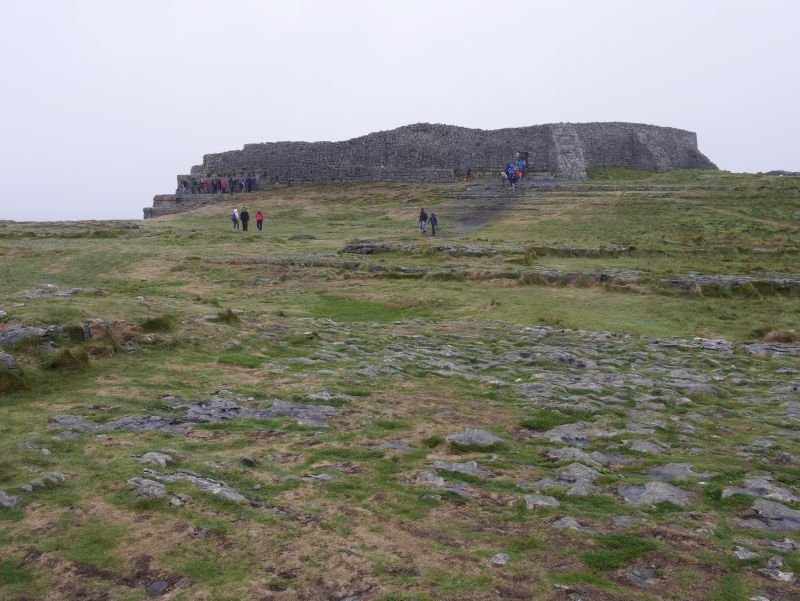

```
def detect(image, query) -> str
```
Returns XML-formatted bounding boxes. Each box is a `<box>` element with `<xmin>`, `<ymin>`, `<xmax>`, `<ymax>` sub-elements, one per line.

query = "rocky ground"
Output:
<box><xmin>0</xmin><ymin>170</ymin><xmax>798</xmax><ymax>600</ymax></box>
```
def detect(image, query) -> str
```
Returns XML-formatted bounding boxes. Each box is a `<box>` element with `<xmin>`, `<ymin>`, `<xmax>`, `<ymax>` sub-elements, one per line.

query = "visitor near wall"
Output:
<box><xmin>517</xmin><ymin>158</ymin><xmax>527</xmax><ymax>178</ymax></box>
<box><xmin>418</xmin><ymin>208</ymin><xmax>428</xmax><ymax>235</ymax></box>
<box><xmin>429</xmin><ymin>212</ymin><xmax>438</xmax><ymax>236</ymax></box>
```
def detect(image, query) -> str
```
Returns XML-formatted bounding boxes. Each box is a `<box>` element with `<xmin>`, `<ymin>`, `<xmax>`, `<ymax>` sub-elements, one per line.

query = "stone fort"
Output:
<box><xmin>145</xmin><ymin>122</ymin><xmax>716</xmax><ymax>218</ymax></box>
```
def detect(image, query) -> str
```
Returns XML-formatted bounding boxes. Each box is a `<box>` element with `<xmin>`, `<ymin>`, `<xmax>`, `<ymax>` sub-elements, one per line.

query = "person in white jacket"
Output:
<box><xmin>231</xmin><ymin>208</ymin><xmax>239</xmax><ymax>230</ymax></box>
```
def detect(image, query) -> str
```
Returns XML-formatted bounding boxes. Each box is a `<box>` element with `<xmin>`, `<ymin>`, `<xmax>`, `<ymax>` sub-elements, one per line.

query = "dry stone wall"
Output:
<box><xmin>145</xmin><ymin>122</ymin><xmax>716</xmax><ymax>218</ymax></box>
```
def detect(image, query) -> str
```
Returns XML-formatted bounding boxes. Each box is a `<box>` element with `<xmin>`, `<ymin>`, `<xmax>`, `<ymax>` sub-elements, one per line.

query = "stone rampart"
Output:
<box><xmin>145</xmin><ymin>122</ymin><xmax>716</xmax><ymax>218</ymax></box>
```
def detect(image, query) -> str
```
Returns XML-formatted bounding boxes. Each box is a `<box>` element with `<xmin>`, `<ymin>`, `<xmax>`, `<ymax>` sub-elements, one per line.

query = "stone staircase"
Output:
<box><xmin>440</xmin><ymin>181</ymin><xmax>539</xmax><ymax>233</ymax></box>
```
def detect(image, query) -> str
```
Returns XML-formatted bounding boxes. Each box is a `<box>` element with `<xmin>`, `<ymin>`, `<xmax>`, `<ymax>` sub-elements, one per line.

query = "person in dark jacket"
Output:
<box><xmin>240</xmin><ymin>207</ymin><xmax>250</xmax><ymax>231</ymax></box>
<box><xmin>418</xmin><ymin>208</ymin><xmax>428</xmax><ymax>235</ymax></box>
<box><xmin>429</xmin><ymin>212</ymin><xmax>438</xmax><ymax>236</ymax></box>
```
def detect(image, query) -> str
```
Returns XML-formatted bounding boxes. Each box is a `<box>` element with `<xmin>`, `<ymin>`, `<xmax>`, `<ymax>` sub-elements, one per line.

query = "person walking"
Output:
<box><xmin>240</xmin><ymin>207</ymin><xmax>250</xmax><ymax>231</ymax></box>
<box><xmin>231</xmin><ymin>208</ymin><xmax>239</xmax><ymax>230</ymax></box>
<box><xmin>429</xmin><ymin>212</ymin><xmax>438</xmax><ymax>236</ymax></box>
<box><xmin>255</xmin><ymin>210</ymin><xmax>264</xmax><ymax>231</ymax></box>
<box><xmin>418</xmin><ymin>208</ymin><xmax>428</xmax><ymax>235</ymax></box>
<box><xmin>506</xmin><ymin>163</ymin><xmax>517</xmax><ymax>191</ymax></box>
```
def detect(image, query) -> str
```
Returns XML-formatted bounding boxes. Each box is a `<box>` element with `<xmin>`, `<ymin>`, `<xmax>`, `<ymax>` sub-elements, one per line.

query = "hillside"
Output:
<box><xmin>1</xmin><ymin>170</ymin><xmax>799</xmax><ymax>601</ymax></box>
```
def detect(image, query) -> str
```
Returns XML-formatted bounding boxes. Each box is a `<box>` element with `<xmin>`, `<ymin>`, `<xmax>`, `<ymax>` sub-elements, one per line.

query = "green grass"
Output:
<box><xmin>140</xmin><ymin>314</ymin><xmax>173</xmax><ymax>332</ymax></box>
<box><xmin>520</xmin><ymin>408</ymin><xmax>596</xmax><ymax>431</ymax></box>
<box><xmin>39</xmin><ymin>517</ymin><xmax>128</xmax><ymax>570</ymax></box>
<box><xmin>1</xmin><ymin>175</ymin><xmax>798</xmax><ymax>599</ymax></box>
<box><xmin>581</xmin><ymin>534</ymin><xmax>659</xmax><ymax>571</ymax></box>
<box><xmin>217</xmin><ymin>351</ymin><xmax>263</xmax><ymax>368</ymax></box>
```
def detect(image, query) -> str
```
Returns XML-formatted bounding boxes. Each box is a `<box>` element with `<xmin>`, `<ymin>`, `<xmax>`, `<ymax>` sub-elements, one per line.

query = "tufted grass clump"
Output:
<box><xmin>581</xmin><ymin>534</ymin><xmax>659</xmax><ymax>571</ymax></box>
<box><xmin>0</xmin><ymin>369</ymin><xmax>27</xmax><ymax>394</ymax></box>
<box><xmin>211</xmin><ymin>308</ymin><xmax>241</xmax><ymax>325</ymax></box>
<box><xmin>139</xmin><ymin>314</ymin><xmax>173</xmax><ymax>332</ymax></box>
<box><xmin>42</xmin><ymin>348</ymin><xmax>89</xmax><ymax>371</ymax></box>
<box><xmin>520</xmin><ymin>408</ymin><xmax>595</xmax><ymax>432</ymax></box>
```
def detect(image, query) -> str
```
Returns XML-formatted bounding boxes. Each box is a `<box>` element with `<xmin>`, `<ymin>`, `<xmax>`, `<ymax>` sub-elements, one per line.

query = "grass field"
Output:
<box><xmin>0</xmin><ymin>170</ymin><xmax>798</xmax><ymax>600</ymax></box>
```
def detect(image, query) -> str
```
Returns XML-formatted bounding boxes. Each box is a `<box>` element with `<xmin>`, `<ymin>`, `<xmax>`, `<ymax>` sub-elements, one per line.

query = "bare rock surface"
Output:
<box><xmin>523</xmin><ymin>494</ymin><xmax>560</xmax><ymax>509</ymax></box>
<box><xmin>143</xmin><ymin>469</ymin><xmax>251</xmax><ymax>504</ymax></box>
<box><xmin>618</xmin><ymin>481</ymin><xmax>693</xmax><ymax>506</ymax></box>
<box><xmin>738</xmin><ymin>499</ymin><xmax>800</xmax><ymax>532</ymax></box>
<box><xmin>648</xmin><ymin>463</ymin><xmax>714</xmax><ymax>481</ymax></box>
<box><xmin>446</xmin><ymin>429</ymin><xmax>503</xmax><ymax>448</ymax></box>
<box><xmin>723</xmin><ymin>476</ymin><xmax>799</xmax><ymax>504</ymax></box>
<box><xmin>433</xmin><ymin>460</ymin><xmax>493</xmax><ymax>478</ymax></box>
<box><xmin>138</xmin><ymin>452</ymin><xmax>174</xmax><ymax>469</ymax></box>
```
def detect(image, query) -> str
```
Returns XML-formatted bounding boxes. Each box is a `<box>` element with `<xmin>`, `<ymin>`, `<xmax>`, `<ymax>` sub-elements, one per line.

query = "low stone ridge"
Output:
<box><xmin>145</xmin><ymin>121</ymin><xmax>716</xmax><ymax>217</ymax></box>
<box><xmin>0</xmin><ymin>490</ymin><xmax>21</xmax><ymax>509</ymax></box>
<box><xmin>664</xmin><ymin>272</ymin><xmax>800</xmax><ymax>293</ymax></box>
<box><xmin>17</xmin><ymin>284</ymin><xmax>105</xmax><ymax>299</ymax></box>
<box><xmin>738</xmin><ymin>499</ymin><xmax>800</xmax><ymax>532</ymax></box>
<box><xmin>47</xmin><ymin>395</ymin><xmax>339</xmax><ymax>438</ymax></box>
<box><xmin>142</xmin><ymin>468</ymin><xmax>251</xmax><ymax>504</ymax></box>
<box><xmin>1</xmin><ymin>324</ymin><xmax>65</xmax><ymax>348</ymax></box>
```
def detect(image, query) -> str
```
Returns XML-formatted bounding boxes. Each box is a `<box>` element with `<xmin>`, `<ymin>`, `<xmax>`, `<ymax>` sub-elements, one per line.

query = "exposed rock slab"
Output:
<box><xmin>143</xmin><ymin>469</ymin><xmax>251</xmax><ymax>504</ymax></box>
<box><xmin>446</xmin><ymin>429</ymin><xmax>504</xmax><ymax>448</ymax></box>
<box><xmin>723</xmin><ymin>477</ymin><xmax>799</xmax><ymax>504</ymax></box>
<box><xmin>523</xmin><ymin>494</ymin><xmax>560</xmax><ymax>509</ymax></box>
<box><xmin>618</xmin><ymin>481</ymin><xmax>693</xmax><ymax>506</ymax></box>
<box><xmin>738</xmin><ymin>499</ymin><xmax>800</xmax><ymax>532</ymax></box>
<box><xmin>433</xmin><ymin>460</ymin><xmax>493</xmax><ymax>478</ymax></box>
<box><xmin>542</xmin><ymin>422</ymin><xmax>617</xmax><ymax>448</ymax></box>
<box><xmin>649</xmin><ymin>463</ymin><xmax>714</xmax><ymax>481</ymax></box>
<box><xmin>138</xmin><ymin>452</ymin><xmax>174</xmax><ymax>469</ymax></box>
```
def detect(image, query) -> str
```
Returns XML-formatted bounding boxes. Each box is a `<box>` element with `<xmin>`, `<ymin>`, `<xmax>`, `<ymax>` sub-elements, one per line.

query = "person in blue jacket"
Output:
<box><xmin>429</xmin><ymin>212</ymin><xmax>438</xmax><ymax>236</ymax></box>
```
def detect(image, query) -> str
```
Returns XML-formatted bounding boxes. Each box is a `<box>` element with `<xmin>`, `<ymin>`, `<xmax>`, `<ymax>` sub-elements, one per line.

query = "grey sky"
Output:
<box><xmin>0</xmin><ymin>0</ymin><xmax>797</xmax><ymax>221</ymax></box>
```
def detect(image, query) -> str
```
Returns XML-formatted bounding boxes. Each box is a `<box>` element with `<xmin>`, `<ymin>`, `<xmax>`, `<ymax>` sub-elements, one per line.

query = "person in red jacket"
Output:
<box><xmin>256</xmin><ymin>210</ymin><xmax>264</xmax><ymax>231</ymax></box>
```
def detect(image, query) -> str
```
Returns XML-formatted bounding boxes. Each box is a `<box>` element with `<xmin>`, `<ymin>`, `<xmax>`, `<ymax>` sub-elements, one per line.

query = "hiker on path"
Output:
<box><xmin>231</xmin><ymin>208</ymin><xmax>239</xmax><ymax>230</ymax></box>
<box><xmin>517</xmin><ymin>158</ymin><xmax>527</xmax><ymax>179</ymax></box>
<box><xmin>429</xmin><ymin>212</ymin><xmax>438</xmax><ymax>237</ymax></box>
<box><xmin>240</xmin><ymin>207</ymin><xmax>250</xmax><ymax>231</ymax></box>
<box><xmin>464</xmin><ymin>166</ymin><xmax>472</xmax><ymax>181</ymax></box>
<box><xmin>506</xmin><ymin>164</ymin><xmax>517</xmax><ymax>191</ymax></box>
<box><xmin>256</xmin><ymin>210</ymin><xmax>264</xmax><ymax>231</ymax></box>
<box><xmin>418</xmin><ymin>208</ymin><xmax>428</xmax><ymax>235</ymax></box>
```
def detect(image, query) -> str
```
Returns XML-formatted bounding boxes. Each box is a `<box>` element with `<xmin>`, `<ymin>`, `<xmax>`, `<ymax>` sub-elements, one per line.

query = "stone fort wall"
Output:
<box><xmin>145</xmin><ymin>122</ymin><xmax>716</xmax><ymax>217</ymax></box>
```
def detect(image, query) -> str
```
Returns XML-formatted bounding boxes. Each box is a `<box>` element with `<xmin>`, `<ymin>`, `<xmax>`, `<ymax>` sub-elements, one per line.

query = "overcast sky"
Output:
<box><xmin>0</xmin><ymin>0</ymin><xmax>797</xmax><ymax>221</ymax></box>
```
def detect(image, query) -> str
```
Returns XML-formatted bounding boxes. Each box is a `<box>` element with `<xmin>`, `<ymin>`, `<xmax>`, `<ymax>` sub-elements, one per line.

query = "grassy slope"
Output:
<box><xmin>0</xmin><ymin>170</ymin><xmax>798</xmax><ymax>600</ymax></box>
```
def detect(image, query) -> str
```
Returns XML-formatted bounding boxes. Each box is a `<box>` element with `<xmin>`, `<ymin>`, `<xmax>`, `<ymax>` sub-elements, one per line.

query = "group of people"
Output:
<box><xmin>230</xmin><ymin>207</ymin><xmax>264</xmax><ymax>231</ymax></box>
<box><xmin>181</xmin><ymin>175</ymin><xmax>282</xmax><ymax>195</ymax></box>
<box><xmin>418</xmin><ymin>208</ymin><xmax>438</xmax><ymax>236</ymax></box>
<box><xmin>502</xmin><ymin>158</ymin><xmax>528</xmax><ymax>190</ymax></box>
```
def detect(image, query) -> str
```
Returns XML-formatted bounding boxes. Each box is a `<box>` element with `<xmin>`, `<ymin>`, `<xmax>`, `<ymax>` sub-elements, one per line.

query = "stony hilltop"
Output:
<box><xmin>146</xmin><ymin>122</ymin><xmax>716</xmax><ymax>218</ymax></box>
<box><xmin>2</xmin><ymin>168</ymin><xmax>799</xmax><ymax>601</ymax></box>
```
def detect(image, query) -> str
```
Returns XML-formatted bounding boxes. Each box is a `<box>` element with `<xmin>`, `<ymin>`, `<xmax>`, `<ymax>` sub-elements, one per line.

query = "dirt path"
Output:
<box><xmin>445</xmin><ymin>181</ymin><xmax>539</xmax><ymax>233</ymax></box>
